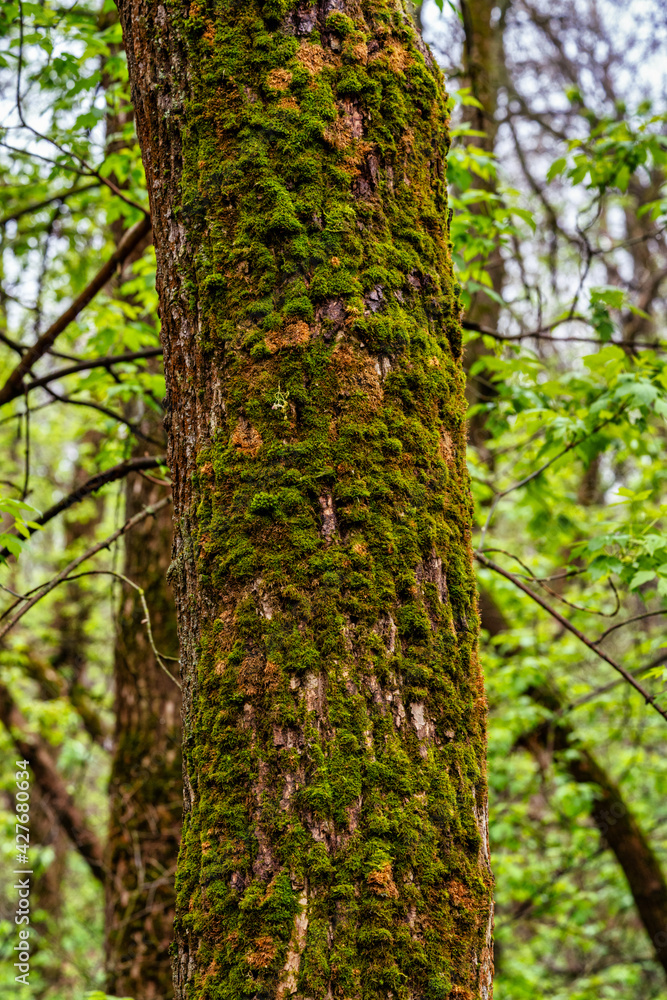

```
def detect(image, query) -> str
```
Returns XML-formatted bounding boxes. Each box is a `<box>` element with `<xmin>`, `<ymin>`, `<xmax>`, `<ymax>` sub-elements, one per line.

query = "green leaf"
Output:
<box><xmin>629</xmin><ymin>570</ymin><xmax>656</xmax><ymax>590</ymax></box>
<box><xmin>546</xmin><ymin>157</ymin><xmax>567</xmax><ymax>182</ymax></box>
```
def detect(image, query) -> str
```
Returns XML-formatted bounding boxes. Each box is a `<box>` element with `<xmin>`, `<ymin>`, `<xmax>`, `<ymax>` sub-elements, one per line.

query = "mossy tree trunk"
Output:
<box><xmin>117</xmin><ymin>1</ymin><xmax>492</xmax><ymax>997</ymax></box>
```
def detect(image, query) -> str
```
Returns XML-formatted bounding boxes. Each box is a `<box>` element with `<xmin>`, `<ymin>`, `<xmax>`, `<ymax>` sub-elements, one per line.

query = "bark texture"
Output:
<box><xmin>117</xmin><ymin>1</ymin><xmax>492</xmax><ymax>997</ymax></box>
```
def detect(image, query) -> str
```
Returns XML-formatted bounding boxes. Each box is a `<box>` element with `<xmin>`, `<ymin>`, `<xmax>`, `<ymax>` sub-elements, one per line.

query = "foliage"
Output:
<box><xmin>0</xmin><ymin>0</ymin><xmax>665</xmax><ymax>998</ymax></box>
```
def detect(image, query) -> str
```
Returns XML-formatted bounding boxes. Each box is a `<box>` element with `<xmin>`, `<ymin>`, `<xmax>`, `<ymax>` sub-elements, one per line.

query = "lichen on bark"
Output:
<box><xmin>117</xmin><ymin>0</ymin><xmax>494</xmax><ymax>996</ymax></box>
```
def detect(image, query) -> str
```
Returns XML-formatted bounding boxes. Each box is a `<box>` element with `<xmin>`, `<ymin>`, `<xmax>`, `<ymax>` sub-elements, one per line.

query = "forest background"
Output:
<box><xmin>1</xmin><ymin>0</ymin><xmax>667</xmax><ymax>998</ymax></box>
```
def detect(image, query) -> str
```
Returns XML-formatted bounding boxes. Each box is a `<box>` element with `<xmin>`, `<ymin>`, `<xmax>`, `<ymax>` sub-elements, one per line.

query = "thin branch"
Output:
<box><xmin>64</xmin><ymin>570</ymin><xmax>181</xmax><ymax>689</ymax></box>
<box><xmin>0</xmin><ymin>455</ymin><xmax>166</xmax><ymax>560</ymax></box>
<box><xmin>480</xmin><ymin>547</ymin><xmax>619</xmax><ymax>617</ymax></box>
<box><xmin>0</xmin><ymin>331</ymin><xmax>26</xmax><ymax>356</ymax></box>
<box><xmin>497</xmin><ymin>407</ymin><xmax>625</xmax><ymax>500</ymax></box>
<box><xmin>566</xmin><ymin>653</ymin><xmax>667</xmax><ymax>713</ymax></box>
<box><xmin>20</xmin><ymin>384</ymin><xmax>30</xmax><ymax>500</ymax></box>
<box><xmin>598</xmin><ymin>610</ymin><xmax>667</xmax><ymax>643</ymax></box>
<box><xmin>43</xmin><ymin>386</ymin><xmax>163</xmax><ymax>446</ymax></box>
<box><xmin>0</xmin><ymin>497</ymin><xmax>171</xmax><ymax>642</ymax></box>
<box><xmin>23</xmin><ymin>346</ymin><xmax>163</xmax><ymax>394</ymax></box>
<box><xmin>0</xmin><ymin>213</ymin><xmax>152</xmax><ymax>407</ymax></box>
<box><xmin>15</xmin><ymin>6</ymin><xmax>147</xmax><ymax>219</ymax></box>
<box><xmin>462</xmin><ymin>318</ymin><xmax>667</xmax><ymax>351</ymax></box>
<box><xmin>475</xmin><ymin>551</ymin><xmax>667</xmax><ymax>724</ymax></box>
<box><xmin>0</xmin><ymin>140</ymin><xmax>100</xmax><ymax>180</ymax></box>
<box><xmin>477</xmin><ymin>406</ymin><xmax>626</xmax><ymax>550</ymax></box>
<box><xmin>0</xmin><ymin>181</ymin><xmax>101</xmax><ymax>226</ymax></box>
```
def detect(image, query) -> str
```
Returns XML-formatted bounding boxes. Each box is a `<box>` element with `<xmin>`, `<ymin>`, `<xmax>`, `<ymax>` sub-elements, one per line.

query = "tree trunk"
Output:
<box><xmin>118</xmin><ymin>2</ymin><xmax>492</xmax><ymax>997</ymax></box>
<box><xmin>102</xmin><ymin>50</ymin><xmax>183</xmax><ymax>993</ymax></box>
<box><xmin>105</xmin><ymin>449</ymin><xmax>182</xmax><ymax>999</ymax></box>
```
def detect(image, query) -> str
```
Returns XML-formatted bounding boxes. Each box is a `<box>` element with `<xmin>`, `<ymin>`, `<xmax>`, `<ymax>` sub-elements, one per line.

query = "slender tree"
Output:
<box><xmin>116</xmin><ymin>2</ymin><xmax>492</xmax><ymax>997</ymax></box>
<box><xmin>105</xmin><ymin>449</ymin><xmax>182</xmax><ymax>1000</ymax></box>
<box><xmin>102</xmin><ymin>45</ymin><xmax>183</xmax><ymax>994</ymax></box>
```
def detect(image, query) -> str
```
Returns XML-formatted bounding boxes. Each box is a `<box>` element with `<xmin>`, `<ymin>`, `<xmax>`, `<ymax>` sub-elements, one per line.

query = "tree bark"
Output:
<box><xmin>457</xmin><ymin>0</ymin><xmax>509</xmax><ymax>461</ymax></box>
<box><xmin>118</xmin><ymin>2</ymin><xmax>492</xmax><ymax>997</ymax></box>
<box><xmin>521</xmin><ymin>709</ymin><xmax>667</xmax><ymax>976</ymax></box>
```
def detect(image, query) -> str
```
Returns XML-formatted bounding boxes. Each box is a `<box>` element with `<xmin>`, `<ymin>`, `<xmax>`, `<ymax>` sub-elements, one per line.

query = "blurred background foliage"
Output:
<box><xmin>0</xmin><ymin>0</ymin><xmax>667</xmax><ymax>998</ymax></box>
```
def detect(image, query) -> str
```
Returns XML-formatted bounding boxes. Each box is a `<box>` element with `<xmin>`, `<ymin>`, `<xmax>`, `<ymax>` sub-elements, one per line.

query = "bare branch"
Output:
<box><xmin>23</xmin><ymin>347</ymin><xmax>163</xmax><ymax>394</ymax></box>
<box><xmin>0</xmin><ymin>497</ymin><xmax>171</xmax><ymax>642</ymax></box>
<box><xmin>0</xmin><ymin>182</ymin><xmax>101</xmax><ymax>226</ymax></box>
<box><xmin>475</xmin><ymin>551</ymin><xmax>667</xmax><ymax>724</ymax></box>
<box><xmin>43</xmin><ymin>386</ymin><xmax>163</xmax><ymax>446</ymax></box>
<box><xmin>0</xmin><ymin>213</ymin><xmax>152</xmax><ymax>407</ymax></box>
<box><xmin>0</xmin><ymin>455</ymin><xmax>166</xmax><ymax>561</ymax></box>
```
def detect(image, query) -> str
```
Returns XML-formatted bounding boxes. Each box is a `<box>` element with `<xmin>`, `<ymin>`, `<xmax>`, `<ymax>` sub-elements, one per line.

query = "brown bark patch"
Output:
<box><xmin>297</xmin><ymin>41</ymin><xmax>338</xmax><ymax>74</ymax></box>
<box><xmin>449</xmin><ymin>879</ymin><xmax>476</xmax><ymax>910</ymax></box>
<box><xmin>279</xmin><ymin>95</ymin><xmax>300</xmax><ymax>111</ymax></box>
<box><xmin>367</xmin><ymin>862</ymin><xmax>399</xmax><ymax>898</ymax></box>
<box><xmin>385</xmin><ymin>42</ymin><xmax>413</xmax><ymax>72</ymax></box>
<box><xmin>266</xmin><ymin>320</ymin><xmax>311</xmax><ymax>352</ymax></box>
<box><xmin>264</xmin><ymin>659</ymin><xmax>283</xmax><ymax>692</ymax></box>
<box><xmin>324</xmin><ymin>99</ymin><xmax>364</xmax><ymax>151</ymax></box>
<box><xmin>231</xmin><ymin>417</ymin><xmax>263</xmax><ymax>456</ymax></box>
<box><xmin>439</xmin><ymin>428</ymin><xmax>455</xmax><ymax>466</ymax></box>
<box><xmin>246</xmin><ymin>935</ymin><xmax>277</xmax><ymax>968</ymax></box>
<box><xmin>331</xmin><ymin>344</ymin><xmax>384</xmax><ymax>407</ymax></box>
<box><xmin>267</xmin><ymin>68</ymin><xmax>293</xmax><ymax>90</ymax></box>
<box><xmin>238</xmin><ymin>655</ymin><xmax>263</xmax><ymax>696</ymax></box>
<box><xmin>324</xmin><ymin>119</ymin><xmax>354</xmax><ymax>151</ymax></box>
<box><xmin>351</xmin><ymin>40</ymin><xmax>368</xmax><ymax>63</ymax></box>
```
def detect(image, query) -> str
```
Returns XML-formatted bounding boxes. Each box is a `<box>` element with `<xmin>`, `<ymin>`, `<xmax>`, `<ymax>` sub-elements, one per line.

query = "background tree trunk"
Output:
<box><xmin>104</xmin><ymin>449</ymin><xmax>182</xmax><ymax>999</ymax></box>
<box><xmin>102</xmin><ymin>47</ymin><xmax>183</xmax><ymax>995</ymax></box>
<box><xmin>118</xmin><ymin>1</ymin><xmax>493</xmax><ymax>997</ymax></box>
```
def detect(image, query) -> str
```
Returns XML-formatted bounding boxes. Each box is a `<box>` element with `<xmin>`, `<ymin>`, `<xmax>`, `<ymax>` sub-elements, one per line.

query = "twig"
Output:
<box><xmin>567</xmin><ymin>650</ymin><xmax>667</xmax><ymax>712</ymax></box>
<box><xmin>598</xmin><ymin>610</ymin><xmax>667</xmax><ymax>643</ymax></box>
<box><xmin>462</xmin><ymin>319</ymin><xmax>667</xmax><ymax>351</ymax></box>
<box><xmin>0</xmin><ymin>331</ymin><xmax>26</xmax><ymax>356</ymax></box>
<box><xmin>480</xmin><ymin>546</ymin><xmax>618</xmax><ymax>616</ymax></box>
<box><xmin>15</xmin><ymin>3</ymin><xmax>147</xmax><ymax>218</ymax></box>
<box><xmin>475</xmin><ymin>551</ymin><xmax>667</xmax><ymax>724</ymax></box>
<box><xmin>43</xmin><ymin>386</ymin><xmax>163</xmax><ymax>446</ymax></box>
<box><xmin>64</xmin><ymin>570</ymin><xmax>181</xmax><ymax>689</ymax></box>
<box><xmin>0</xmin><ymin>497</ymin><xmax>171</xmax><ymax>642</ymax></box>
<box><xmin>0</xmin><ymin>455</ymin><xmax>166</xmax><ymax>560</ymax></box>
<box><xmin>20</xmin><ymin>384</ymin><xmax>30</xmax><ymax>500</ymax></box>
<box><xmin>0</xmin><ymin>181</ymin><xmax>100</xmax><ymax>226</ymax></box>
<box><xmin>23</xmin><ymin>347</ymin><xmax>163</xmax><ymax>394</ymax></box>
<box><xmin>0</xmin><ymin>213</ymin><xmax>152</xmax><ymax>407</ymax></box>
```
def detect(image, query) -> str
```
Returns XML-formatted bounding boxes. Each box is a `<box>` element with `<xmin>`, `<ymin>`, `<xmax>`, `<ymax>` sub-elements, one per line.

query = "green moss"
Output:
<box><xmin>325</xmin><ymin>12</ymin><xmax>356</xmax><ymax>36</ymax></box>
